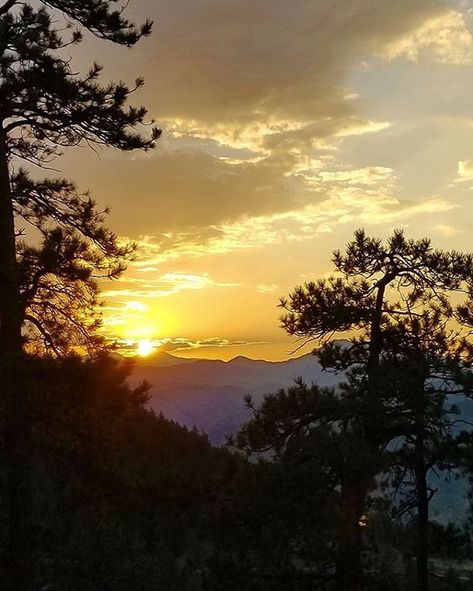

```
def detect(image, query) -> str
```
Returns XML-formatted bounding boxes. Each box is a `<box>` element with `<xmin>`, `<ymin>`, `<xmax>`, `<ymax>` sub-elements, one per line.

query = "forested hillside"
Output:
<box><xmin>132</xmin><ymin>352</ymin><xmax>339</xmax><ymax>443</ymax></box>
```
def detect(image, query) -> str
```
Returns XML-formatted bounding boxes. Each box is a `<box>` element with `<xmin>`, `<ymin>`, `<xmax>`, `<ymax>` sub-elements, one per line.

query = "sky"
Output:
<box><xmin>58</xmin><ymin>0</ymin><xmax>473</xmax><ymax>360</ymax></box>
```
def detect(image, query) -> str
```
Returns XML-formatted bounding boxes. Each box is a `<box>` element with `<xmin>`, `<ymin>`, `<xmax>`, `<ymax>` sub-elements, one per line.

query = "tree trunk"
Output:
<box><xmin>0</xmin><ymin>127</ymin><xmax>33</xmax><ymax>591</ymax></box>
<box><xmin>336</xmin><ymin>475</ymin><xmax>366</xmax><ymax>591</ymax></box>
<box><xmin>335</xmin><ymin>276</ymin><xmax>388</xmax><ymax>590</ymax></box>
<box><xmin>415</xmin><ymin>445</ymin><xmax>429</xmax><ymax>591</ymax></box>
<box><xmin>334</xmin><ymin>278</ymin><xmax>390</xmax><ymax>591</ymax></box>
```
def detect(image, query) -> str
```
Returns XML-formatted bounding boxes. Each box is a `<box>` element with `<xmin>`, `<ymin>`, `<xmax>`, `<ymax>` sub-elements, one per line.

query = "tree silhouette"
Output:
<box><xmin>376</xmin><ymin>310</ymin><xmax>473</xmax><ymax>591</ymax></box>
<box><xmin>0</xmin><ymin>2</ymin><xmax>159</xmax><ymax>588</ymax></box>
<box><xmin>233</xmin><ymin>381</ymin><xmax>360</xmax><ymax>587</ymax></box>
<box><xmin>14</xmin><ymin>354</ymin><xmax>230</xmax><ymax>590</ymax></box>
<box><xmin>279</xmin><ymin>229</ymin><xmax>473</xmax><ymax>591</ymax></box>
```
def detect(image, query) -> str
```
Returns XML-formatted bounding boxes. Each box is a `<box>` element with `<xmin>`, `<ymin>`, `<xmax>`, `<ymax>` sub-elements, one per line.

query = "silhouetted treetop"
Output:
<box><xmin>0</xmin><ymin>0</ymin><xmax>161</xmax><ymax>191</ymax></box>
<box><xmin>0</xmin><ymin>4</ymin><xmax>159</xmax><ymax>162</ymax></box>
<box><xmin>0</xmin><ymin>0</ymin><xmax>160</xmax><ymax>355</ymax></box>
<box><xmin>1</xmin><ymin>0</ymin><xmax>152</xmax><ymax>46</ymax></box>
<box><xmin>334</xmin><ymin>229</ymin><xmax>473</xmax><ymax>288</ymax></box>
<box><xmin>280</xmin><ymin>229</ymin><xmax>473</xmax><ymax>346</ymax></box>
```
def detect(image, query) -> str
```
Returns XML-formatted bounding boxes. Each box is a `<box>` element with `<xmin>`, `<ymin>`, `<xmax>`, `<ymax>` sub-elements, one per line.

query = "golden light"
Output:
<box><xmin>136</xmin><ymin>339</ymin><xmax>155</xmax><ymax>357</ymax></box>
<box><xmin>126</xmin><ymin>301</ymin><xmax>148</xmax><ymax>312</ymax></box>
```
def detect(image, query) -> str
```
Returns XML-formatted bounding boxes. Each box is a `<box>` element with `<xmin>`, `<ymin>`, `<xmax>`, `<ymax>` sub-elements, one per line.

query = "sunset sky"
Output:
<box><xmin>60</xmin><ymin>0</ymin><xmax>473</xmax><ymax>360</ymax></box>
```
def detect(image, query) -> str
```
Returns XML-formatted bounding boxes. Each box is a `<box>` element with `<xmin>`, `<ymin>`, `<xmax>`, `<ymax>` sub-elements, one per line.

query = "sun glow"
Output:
<box><xmin>136</xmin><ymin>339</ymin><xmax>156</xmax><ymax>357</ymax></box>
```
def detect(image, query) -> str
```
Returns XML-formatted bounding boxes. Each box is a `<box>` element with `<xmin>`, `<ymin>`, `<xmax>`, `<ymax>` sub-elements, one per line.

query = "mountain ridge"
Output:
<box><xmin>131</xmin><ymin>352</ymin><xmax>340</xmax><ymax>444</ymax></box>
<box><xmin>129</xmin><ymin>349</ymin><xmax>471</xmax><ymax>521</ymax></box>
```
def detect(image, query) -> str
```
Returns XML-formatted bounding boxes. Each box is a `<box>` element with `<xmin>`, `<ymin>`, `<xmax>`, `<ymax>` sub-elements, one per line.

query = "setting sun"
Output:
<box><xmin>136</xmin><ymin>339</ymin><xmax>155</xmax><ymax>357</ymax></box>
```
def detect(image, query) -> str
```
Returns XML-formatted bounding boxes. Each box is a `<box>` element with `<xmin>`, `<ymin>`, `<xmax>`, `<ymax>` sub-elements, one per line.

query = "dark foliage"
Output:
<box><xmin>0</xmin><ymin>4</ymin><xmax>158</xmax><ymax>587</ymax></box>
<box><xmin>0</xmin><ymin>1</ymin><xmax>160</xmax><ymax>353</ymax></box>
<box><xmin>0</xmin><ymin>355</ymin><xmax>235</xmax><ymax>590</ymax></box>
<box><xmin>241</xmin><ymin>229</ymin><xmax>473</xmax><ymax>591</ymax></box>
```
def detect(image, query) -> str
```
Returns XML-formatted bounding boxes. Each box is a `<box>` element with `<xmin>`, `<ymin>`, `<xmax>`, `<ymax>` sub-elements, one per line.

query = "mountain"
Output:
<box><xmin>131</xmin><ymin>352</ymin><xmax>340</xmax><ymax>444</ymax></box>
<box><xmin>130</xmin><ymin>353</ymin><xmax>473</xmax><ymax>521</ymax></box>
<box><xmin>133</xmin><ymin>350</ymin><xmax>197</xmax><ymax>368</ymax></box>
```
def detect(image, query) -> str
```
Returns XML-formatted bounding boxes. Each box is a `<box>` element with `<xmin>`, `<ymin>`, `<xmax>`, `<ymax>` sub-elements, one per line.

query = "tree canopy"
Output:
<box><xmin>237</xmin><ymin>230</ymin><xmax>473</xmax><ymax>591</ymax></box>
<box><xmin>0</xmin><ymin>1</ymin><xmax>160</xmax><ymax>354</ymax></box>
<box><xmin>0</xmin><ymin>2</ymin><xmax>159</xmax><ymax>588</ymax></box>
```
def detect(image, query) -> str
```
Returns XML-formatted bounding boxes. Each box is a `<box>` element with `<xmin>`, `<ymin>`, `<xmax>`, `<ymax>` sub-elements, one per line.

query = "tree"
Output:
<box><xmin>206</xmin><ymin>443</ymin><xmax>340</xmax><ymax>590</ymax></box>
<box><xmin>278</xmin><ymin>229</ymin><xmax>473</xmax><ymax>591</ymax></box>
<box><xmin>233</xmin><ymin>381</ymin><xmax>365</xmax><ymax>588</ymax></box>
<box><xmin>7</xmin><ymin>354</ymin><xmax>230</xmax><ymax>590</ymax></box>
<box><xmin>0</xmin><ymin>2</ymin><xmax>160</xmax><ymax>588</ymax></box>
<box><xmin>374</xmin><ymin>315</ymin><xmax>473</xmax><ymax>591</ymax></box>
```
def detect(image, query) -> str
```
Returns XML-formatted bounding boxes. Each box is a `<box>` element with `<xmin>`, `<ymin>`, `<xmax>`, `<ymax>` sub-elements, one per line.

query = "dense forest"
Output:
<box><xmin>1</xmin><ymin>1</ymin><xmax>473</xmax><ymax>591</ymax></box>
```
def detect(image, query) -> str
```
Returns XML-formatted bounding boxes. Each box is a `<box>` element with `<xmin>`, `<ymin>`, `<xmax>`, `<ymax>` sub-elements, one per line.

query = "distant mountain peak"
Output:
<box><xmin>227</xmin><ymin>355</ymin><xmax>265</xmax><ymax>365</ymax></box>
<box><xmin>130</xmin><ymin>351</ymin><xmax>340</xmax><ymax>445</ymax></box>
<box><xmin>135</xmin><ymin>351</ymin><xmax>196</xmax><ymax>368</ymax></box>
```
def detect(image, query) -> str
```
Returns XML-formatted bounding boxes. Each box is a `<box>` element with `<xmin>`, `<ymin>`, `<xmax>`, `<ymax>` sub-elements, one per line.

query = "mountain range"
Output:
<box><xmin>130</xmin><ymin>351</ymin><xmax>472</xmax><ymax>521</ymax></box>
<box><xmin>131</xmin><ymin>350</ymin><xmax>339</xmax><ymax>444</ymax></box>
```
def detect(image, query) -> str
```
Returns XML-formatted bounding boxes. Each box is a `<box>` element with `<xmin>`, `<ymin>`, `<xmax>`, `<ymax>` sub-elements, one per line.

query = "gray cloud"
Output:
<box><xmin>65</xmin><ymin>0</ymin><xmax>465</xmax><ymax>239</ymax></box>
<box><xmin>139</xmin><ymin>0</ymin><xmax>450</xmax><ymax>124</ymax></box>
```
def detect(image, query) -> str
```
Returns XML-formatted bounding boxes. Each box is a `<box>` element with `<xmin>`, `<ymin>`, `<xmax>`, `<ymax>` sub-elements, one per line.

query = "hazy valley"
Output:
<box><xmin>132</xmin><ymin>351</ymin><xmax>339</xmax><ymax>444</ymax></box>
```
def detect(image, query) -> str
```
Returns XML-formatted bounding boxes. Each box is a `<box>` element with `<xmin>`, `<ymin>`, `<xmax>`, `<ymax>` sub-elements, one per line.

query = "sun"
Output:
<box><xmin>136</xmin><ymin>339</ymin><xmax>155</xmax><ymax>357</ymax></box>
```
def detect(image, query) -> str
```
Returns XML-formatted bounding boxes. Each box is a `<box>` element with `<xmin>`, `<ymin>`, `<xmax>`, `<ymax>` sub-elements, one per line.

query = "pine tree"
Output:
<box><xmin>378</xmin><ymin>312</ymin><xmax>473</xmax><ymax>591</ymax></box>
<box><xmin>279</xmin><ymin>229</ymin><xmax>473</xmax><ymax>591</ymax></box>
<box><xmin>0</xmin><ymin>2</ymin><xmax>159</xmax><ymax>588</ymax></box>
<box><xmin>233</xmin><ymin>381</ymin><xmax>360</xmax><ymax>587</ymax></box>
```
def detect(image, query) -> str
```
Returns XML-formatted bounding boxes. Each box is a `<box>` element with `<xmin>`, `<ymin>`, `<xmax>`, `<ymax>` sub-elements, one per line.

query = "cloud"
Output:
<box><xmin>458</xmin><ymin>159</ymin><xmax>473</xmax><ymax>179</ymax></box>
<box><xmin>318</xmin><ymin>166</ymin><xmax>394</xmax><ymax>186</ymax></box>
<box><xmin>127</xmin><ymin>174</ymin><xmax>456</xmax><ymax>266</ymax></box>
<box><xmin>102</xmin><ymin>272</ymin><xmax>240</xmax><ymax>300</ymax></box>
<box><xmin>140</xmin><ymin>0</ymin><xmax>451</xmax><ymax>125</ymax></box>
<box><xmin>167</xmin><ymin>116</ymin><xmax>390</xmax><ymax>157</ymax></box>
<box><xmin>379</xmin><ymin>10</ymin><xmax>473</xmax><ymax>65</ymax></box>
<box><xmin>113</xmin><ymin>336</ymin><xmax>269</xmax><ymax>356</ymax></box>
<box><xmin>161</xmin><ymin>337</ymin><xmax>270</xmax><ymax>352</ymax></box>
<box><xmin>67</xmin><ymin>0</ymin><xmax>464</xmax><ymax>243</ymax></box>
<box><xmin>125</xmin><ymin>301</ymin><xmax>149</xmax><ymax>311</ymax></box>
<box><xmin>256</xmin><ymin>284</ymin><xmax>280</xmax><ymax>294</ymax></box>
<box><xmin>433</xmin><ymin>224</ymin><xmax>461</xmax><ymax>236</ymax></box>
<box><xmin>88</xmin><ymin>115</ymin><xmax>393</xmax><ymax>239</ymax></box>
